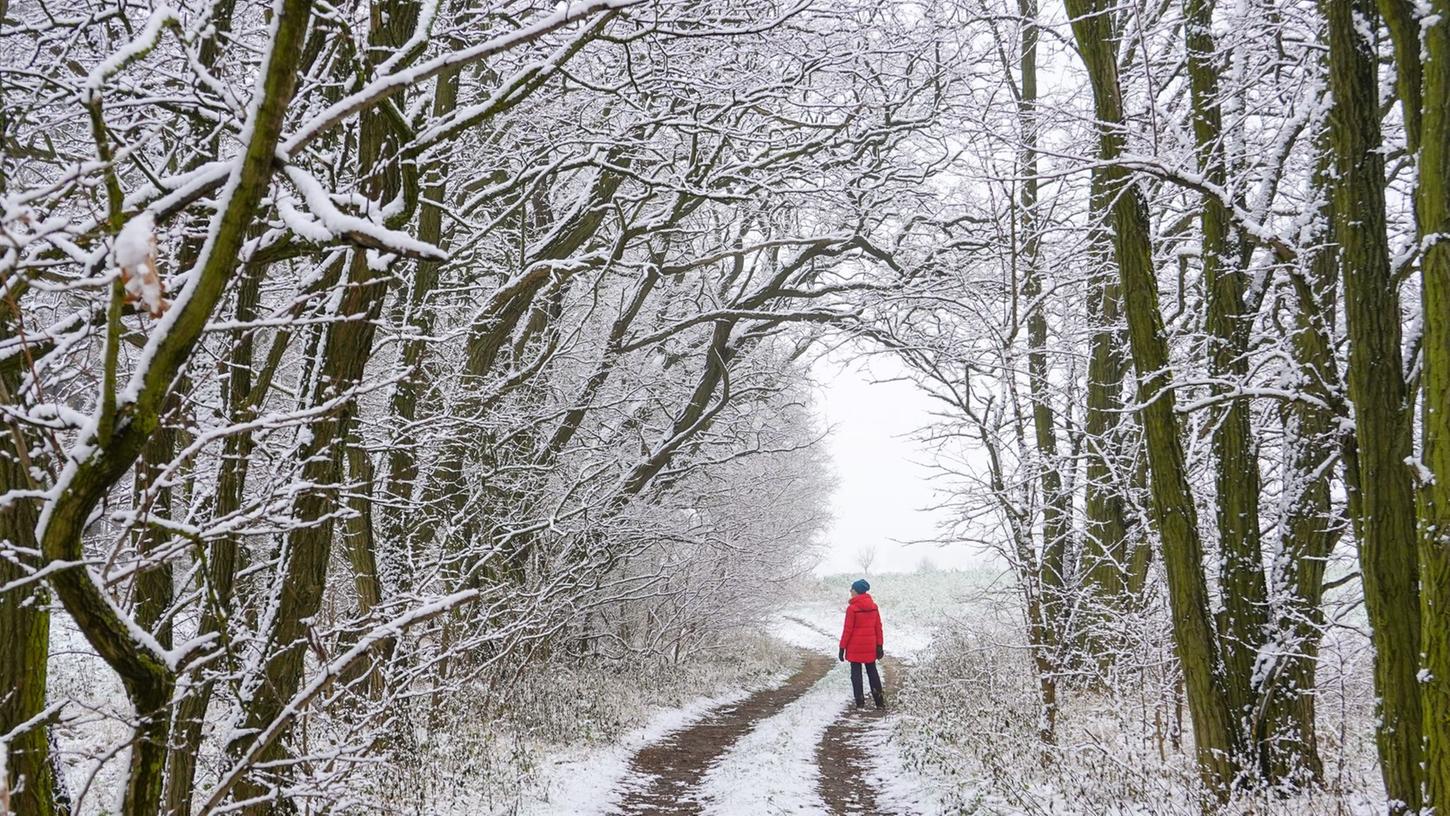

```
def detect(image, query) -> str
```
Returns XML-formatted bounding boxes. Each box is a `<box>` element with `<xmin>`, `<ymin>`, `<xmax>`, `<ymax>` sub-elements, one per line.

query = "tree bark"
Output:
<box><xmin>1062</xmin><ymin>0</ymin><xmax>1243</xmax><ymax>793</ymax></box>
<box><xmin>1256</xmin><ymin>148</ymin><xmax>1341</xmax><ymax>784</ymax></box>
<box><xmin>230</xmin><ymin>1</ymin><xmax>412</xmax><ymax>803</ymax></box>
<box><xmin>0</xmin><ymin>370</ymin><xmax>60</xmax><ymax>816</ymax></box>
<box><xmin>1415</xmin><ymin>0</ymin><xmax>1450</xmax><ymax>807</ymax></box>
<box><xmin>1079</xmin><ymin>166</ymin><xmax>1133</xmax><ymax>646</ymax></box>
<box><xmin>33</xmin><ymin>0</ymin><xmax>313</xmax><ymax>809</ymax></box>
<box><xmin>1181</xmin><ymin>0</ymin><xmax>1269</xmax><ymax>759</ymax></box>
<box><xmin>380</xmin><ymin>63</ymin><xmax>461</xmax><ymax>584</ymax></box>
<box><xmin>164</xmin><ymin>261</ymin><xmax>262</xmax><ymax>816</ymax></box>
<box><xmin>1018</xmin><ymin>0</ymin><xmax>1072</xmax><ymax>657</ymax></box>
<box><xmin>1319</xmin><ymin>0</ymin><xmax>1425</xmax><ymax>809</ymax></box>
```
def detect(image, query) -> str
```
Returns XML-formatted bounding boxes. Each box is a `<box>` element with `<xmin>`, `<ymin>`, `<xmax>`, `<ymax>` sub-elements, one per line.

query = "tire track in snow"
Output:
<box><xmin>610</xmin><ymin>652</ymin><xmax>834</xmax><ymax>815</ymax></box>
<box><xmin>815</xmin><ymin>658</ymin><xmax>903</xmax><ymax>815</ymax></box>
<box><xmin>695</xmin><ymin>660</ymin><xmax>854</xmax><ymax>815</ymax></box>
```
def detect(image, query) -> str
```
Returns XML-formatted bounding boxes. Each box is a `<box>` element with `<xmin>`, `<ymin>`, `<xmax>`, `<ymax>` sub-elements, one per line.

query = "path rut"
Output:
<box><xmin>815</xmin><ymin>658</ymin><xmax>902</xmax><ymax>815</ymax></box>
<box><xmin>612</xmin><ymin>652</ymin><xmax>834</xmax><ymax>815</ymax></box>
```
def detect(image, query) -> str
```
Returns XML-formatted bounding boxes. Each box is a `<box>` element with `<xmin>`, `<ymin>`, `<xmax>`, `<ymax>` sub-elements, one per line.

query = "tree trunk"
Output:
<box><xmin>1415</xmin><ymin>0</ymin><xmax>1450</xmax><ymax>808</ymax></box>
<box><xmin>230</xmin><ymin>2</ymin><xmax>411</xmax><ymax>798</ymax></box>
<box><xmin>1018</xmin><ymin>0</ymin><xmax>1072</xmax><ymax>656</ymax></box>
<box><xmin>33</xmin><ymin>0</ymin><xmax>313</xmax><ymax>808</ymax></box>
<box><xmin>1062</xmin><ymin>0</ymin><xmax>1242</xmax><ymax>794</ymax></box>
<box><xmin>1256</xmin><ymin>149</ymin><xmax>1341</xmax><ymax>784</ymax></box>
<box><xmin>1181</xmin><ymin>0</ymin><xmax>1269</xmax><ymax>759</ymax></box>
<box><xmin>0</xmin><ymin>373</ymin><xmax>59</xmax><ymax>816</ymax></box>
<box><xmin>1079</xmin><ymin>166</ymin><xmax>1133</xmax><ymax>654</ymax></box>
<box><xmin>164</xmin><ymin>262</ymin><xmax>262</xmax><ymax>816</ymax></box>
<box><xmin>380</xmin><ymin>63</ymin><xmax>461</xmax><ymax>585</ymax></box>
<box><xmin>1319</xmin><ymin>0</ymin><xmax>1425</xmax><ymax>809</ymax></box>
<box><xmin>134</xmin><ymin>390</ymin><xmax>180</xmax><ymax>651</ymax></box>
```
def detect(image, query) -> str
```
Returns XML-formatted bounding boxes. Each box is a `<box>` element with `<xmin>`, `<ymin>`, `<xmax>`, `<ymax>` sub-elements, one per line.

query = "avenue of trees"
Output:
<box><xmin>0</xmin><ymin>1</ymin><xmax>944</xmax><ymax>811</ymax></box>
<box><xmin>862</xmin><ymin>0</ymin><xmax>1446</xmax><ymax>809</ymax></box>
<box><xmin>1</xmin><ymin>0</ymin><xmax>1446</xmax><ymax>812</ymax></box>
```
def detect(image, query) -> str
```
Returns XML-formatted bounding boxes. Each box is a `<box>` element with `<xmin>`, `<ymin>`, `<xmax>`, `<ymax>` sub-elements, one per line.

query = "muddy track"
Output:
<box><xmin>611</xmin><ymin>652</ymin><xmax>835</xmax><ymax>815</ymax></box>
<box><xmin>815</xmin><ymin>658</ymin><xmax>903</xmax><ymax>816</ymax></box>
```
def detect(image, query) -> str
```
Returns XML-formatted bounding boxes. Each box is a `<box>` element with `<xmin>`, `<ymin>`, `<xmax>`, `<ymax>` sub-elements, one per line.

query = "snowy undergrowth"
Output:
<box><xmin>377</xmin><ymin>635</ymin><xmax>798</xmax><ymax>815</ymax></box>
<box><xmin>890</xmin><ymin>588</ymin><xmax>1385</xmax><ymax>816</ymax></box>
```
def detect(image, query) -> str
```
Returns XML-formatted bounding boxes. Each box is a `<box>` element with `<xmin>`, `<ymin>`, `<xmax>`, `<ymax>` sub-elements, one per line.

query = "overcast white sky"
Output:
<box><xmin>810</xmin><ymin>348</ymin><xmax>995</xmax><ymax>576</ymax></box>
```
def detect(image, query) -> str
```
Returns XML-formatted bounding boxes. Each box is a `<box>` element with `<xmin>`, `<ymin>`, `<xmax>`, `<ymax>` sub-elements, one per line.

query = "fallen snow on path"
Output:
<box><xmin>515</xmin><ymin>684</ymin><xmax>759</xmax><ymax>816</ymax></box>
<box><xmin>861</xmin><ymin>713</ymin><xmax>959</xmax><ymax>816</ymax></box>
<box><xmin>696</xmin><ymin>664</ymin><xmax>852</xmax><ymax>816</ymax></box>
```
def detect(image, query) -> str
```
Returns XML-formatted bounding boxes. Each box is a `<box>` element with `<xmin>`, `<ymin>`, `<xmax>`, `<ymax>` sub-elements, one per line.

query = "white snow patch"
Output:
<box><xmin>515</xmin><ymin>685</ymin><xmax>757</xmax><ymax>816</ymax></box>
<box><xmin>113</xmin><ymin>211</ymin><xmax>154</xmax><ymax>268</ymax></box>
<box><xmin>861</xmin><ymin>713</ymin><xmax>953</xmax><ymax>816</ymax></box>
<box><xmin>697</xmin><ymin>665</ymin><xmax>851</xmax><ymax>816</ymax></box>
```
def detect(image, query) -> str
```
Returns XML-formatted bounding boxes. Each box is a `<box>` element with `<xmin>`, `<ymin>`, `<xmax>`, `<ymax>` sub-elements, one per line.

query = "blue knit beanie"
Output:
<box><xmin>851</xmin><ymin>578</ymin><xmax>870</xmax><ymax>594</ymax></box>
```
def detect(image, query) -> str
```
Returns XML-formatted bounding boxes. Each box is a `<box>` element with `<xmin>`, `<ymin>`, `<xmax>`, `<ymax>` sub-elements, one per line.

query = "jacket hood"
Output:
<box><xmin>849</xmin><ymin>592</ymin><xmax>877</xmax><ymax>612</ymax></box>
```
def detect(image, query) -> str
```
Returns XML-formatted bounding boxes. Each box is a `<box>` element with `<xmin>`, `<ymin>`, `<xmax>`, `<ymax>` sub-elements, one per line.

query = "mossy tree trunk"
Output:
<box><xmin>1257</xmin><ymin>145</ymin><xmax>1341</xmax><ymax>785</ymax></box>
<box><xmin>1017</xmin><ymin>0</ymin><xmax>1072</xmax><ymax>658</ymax></box>
<box><xmin>230</xmin><ymin>0</ymin><xmax>414</xmax><ymax>805</ymax></box>
<box><xmin>1414</xmin><ymin>0</ymin><xmax>1450</xmax><ymax>807</ymax></box>
<box><xmin>1318</xmin><ymin>0</ymin><xmax>1425</xmax><ymax>809</ymax></box>
<box><xmin>164</xmin><ymin>261</ymin><xmax>263</xmax><ymax>816</ymax></box>
<box><xmin>1078</xmin><ymin>165</ymin><xmax>1133</xmax><ymax>658</ymax></box>
<box><xmin>33</xmin><ymin>0</ymin><xmax>313</xmax><ymax>809</ymax></box>
<box><xmin>1016</xmin><ymin>0</ymin><xmax>1065</xmax><ymax>738</ymax></box>
<box><xmin>1181</xmin><ymin>0</ymin><xmax>1270</xmax><ymax>768</ymax></box>
<box><xmin>381</xmin><ymin>63</ymin><xmax>460</xmax><ymax>588</ymax></box>
<box><xmin>1062</xmin><ymin>0</ymin><xmax>1243</xmax><ymax>794</ymax></box>
<box><xmin>0</xmin><ymin>367</ymin><xmax>60</xmax><ymax>816</ymax></box>
<box><xmin>133</xmin><ymin>388</ymin><xmax>180</xmax><ymax>652</ymax></box>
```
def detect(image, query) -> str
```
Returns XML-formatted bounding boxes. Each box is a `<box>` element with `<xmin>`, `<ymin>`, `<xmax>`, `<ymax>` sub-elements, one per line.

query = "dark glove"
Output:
<box><xmin>876</xmin><ymin>645</ymin><xmax>884</xmax><ymax>660</ymax></box>
<box><xmin>838</xmin><ymin>648</ymin><xmax>845</xmax><ymax>663</ymax></box>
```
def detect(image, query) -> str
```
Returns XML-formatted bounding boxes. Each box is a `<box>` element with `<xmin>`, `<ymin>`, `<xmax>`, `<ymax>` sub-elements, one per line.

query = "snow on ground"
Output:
<box><xmin>771</xmin><ymin>605</ymin><xmax>839</xmax><ymax>651</ymax></box>
<box><xmin>514</xmin><ymin>683</ymin><xmax>762</xmax><ymax>816</ymax></box>
<box><xmin>861</xmin><ymin>714</ymin><xmax>956</xmax><ymax>816</ymax></box>
<box><xmin>696</xmin><ymin>664</ymin><xmax>852</xmax><ymax>816</ymax></box>
<box><xmin>515</xmin><ymin>572</ymin><xmax>983</xmax><ymax>816</ymax></box>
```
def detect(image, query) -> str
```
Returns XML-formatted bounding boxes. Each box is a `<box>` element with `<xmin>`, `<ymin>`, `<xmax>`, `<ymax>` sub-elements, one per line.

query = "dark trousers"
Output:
<box><xmin>850</xmin><ymin>661</ymin><xmax>883</xmax><ymax>704</ymax></box>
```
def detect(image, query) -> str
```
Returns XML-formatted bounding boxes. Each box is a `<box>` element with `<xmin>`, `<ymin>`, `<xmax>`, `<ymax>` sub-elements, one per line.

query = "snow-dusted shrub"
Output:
<box><xmin>366</xmin><ymin>635</ymin><xmax>796</xmax><ymax>814</ymax></box>
<box><xmin>893</xmin><ymin>588</ymin><xmax>1384</xmax><ymax>816</ymax></box>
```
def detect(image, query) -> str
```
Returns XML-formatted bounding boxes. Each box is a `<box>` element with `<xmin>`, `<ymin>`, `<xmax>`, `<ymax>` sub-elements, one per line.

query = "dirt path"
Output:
<box><xmin>611</xmin><ymin>652</ymin><xmax>835</xmax><ymax>815</ymax></box>
<box><xmin>815</xmin><ymin>658</ymin><xmax>903</xmax><ymax>815</ymax></box>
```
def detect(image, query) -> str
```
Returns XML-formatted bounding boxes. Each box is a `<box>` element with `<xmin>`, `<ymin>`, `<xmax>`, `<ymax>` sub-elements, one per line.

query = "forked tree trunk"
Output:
<box><xmin>1181</xmin><ymin>0</ymin><xmax>1269</xmax><ymax>761</ymax></box>
<box><xmin>1062</xmin><ymin>0</ymin><xmax>1242</xmax><ymax>794</ymax></box>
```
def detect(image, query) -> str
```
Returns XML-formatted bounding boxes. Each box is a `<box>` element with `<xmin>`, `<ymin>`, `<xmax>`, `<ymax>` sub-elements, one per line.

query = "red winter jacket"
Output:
<box><xmin>839</xmin><ymin>592</ymin><xmax>884</xmax><ymax>663</ymax></box>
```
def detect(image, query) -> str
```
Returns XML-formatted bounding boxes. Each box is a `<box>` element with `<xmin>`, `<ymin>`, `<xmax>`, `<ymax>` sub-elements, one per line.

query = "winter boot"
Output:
<box><xmin>872</xmin><ymin>691</ymin><xmax>886</xmax><ymax>710</ymax></box>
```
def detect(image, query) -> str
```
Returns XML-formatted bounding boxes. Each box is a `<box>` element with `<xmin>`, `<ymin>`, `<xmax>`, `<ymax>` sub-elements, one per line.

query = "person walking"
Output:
<box><xmin>838</xmin><ymin>578</ymin><xmax>886</xmax><ymax>709</ymax></box>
